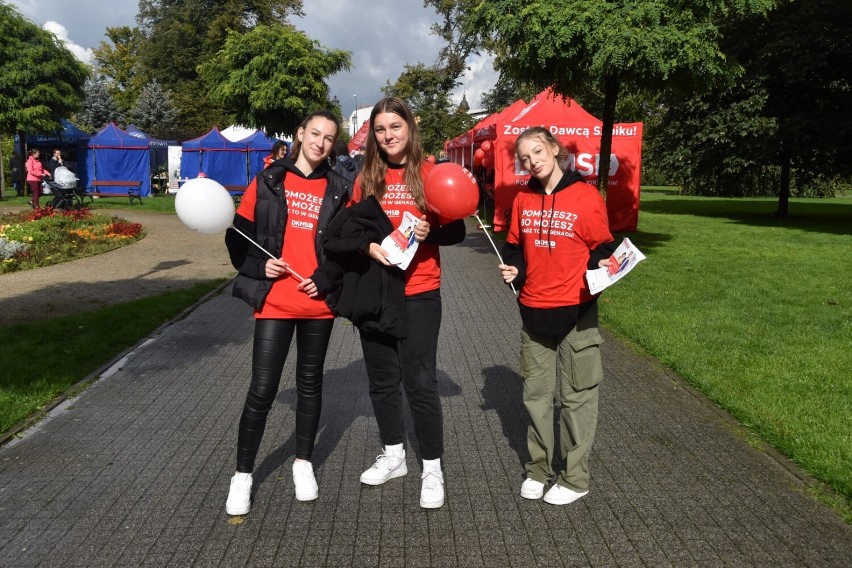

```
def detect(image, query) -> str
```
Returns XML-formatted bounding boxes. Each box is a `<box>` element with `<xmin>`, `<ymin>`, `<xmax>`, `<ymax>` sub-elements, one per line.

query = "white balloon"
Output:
<box><xmin>175</xmin><ymin>178</ymin><xmax>235</xmax><ymax>234</ymax></box>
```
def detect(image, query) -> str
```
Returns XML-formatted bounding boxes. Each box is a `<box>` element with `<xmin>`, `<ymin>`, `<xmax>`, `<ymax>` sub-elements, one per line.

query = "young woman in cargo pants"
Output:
<box><xmin>498</xmin><ymin>127</ymin><xmax>616</xmax><ymax>505</ymax></box>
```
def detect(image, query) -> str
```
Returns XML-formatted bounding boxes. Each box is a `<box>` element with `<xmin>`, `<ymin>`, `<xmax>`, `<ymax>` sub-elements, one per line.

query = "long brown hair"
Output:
<box><xmin>288</xmin><ymin>109</ymin><xmax>340</xmax><ymax>161</ymax></box>
<box><xmin>358</xmin><ymin>97</ymin><xmax>427</xmax><ymax>212</ymax></box>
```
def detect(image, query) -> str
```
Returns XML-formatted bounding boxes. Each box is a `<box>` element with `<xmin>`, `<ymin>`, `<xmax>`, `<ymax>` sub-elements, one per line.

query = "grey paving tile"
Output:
<box><xmin>0</xmin><ymin>224</ymin><xmax>849</xmax><ymax>567</ymax></box>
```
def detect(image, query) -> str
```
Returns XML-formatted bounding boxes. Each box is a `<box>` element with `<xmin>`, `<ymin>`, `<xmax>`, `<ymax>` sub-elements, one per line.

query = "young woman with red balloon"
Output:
<box><xmin>322</xmin><ymin>97</ymin><xmax>465</xmax><ymax>509</ymax></box>
<box><xmin>222</xmin><ymin>110</ymin><xmax>351</xmax><ymax>516</ymax></box>
<box><xmin>498</xmin><ymin>127</ymin><xmax>616</xmax><ymax>506</ymax></box>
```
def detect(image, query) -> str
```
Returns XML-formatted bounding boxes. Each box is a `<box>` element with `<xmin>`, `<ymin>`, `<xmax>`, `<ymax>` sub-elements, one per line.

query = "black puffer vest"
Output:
<box><xmin>226</xmin><ymin>158</ymin><xmax>351</xmax><ymax>310</ymax></box>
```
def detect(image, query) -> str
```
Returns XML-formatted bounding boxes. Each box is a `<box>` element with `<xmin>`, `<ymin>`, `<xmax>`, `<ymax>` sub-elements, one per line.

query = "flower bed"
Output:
<box><xmin>0</xmin><ymin>207</ymin><xmax>145</xmax><ymax>273</ymax></box>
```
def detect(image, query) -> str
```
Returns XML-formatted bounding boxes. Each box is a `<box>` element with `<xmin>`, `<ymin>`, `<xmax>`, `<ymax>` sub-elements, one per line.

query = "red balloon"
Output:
<box><xmin>482</xmin><ymin>153</ymin><xmax>494</xmax><ymax>169</ymax></box>
<box><xmin>426</xmin><ymin>154</ymin><xmax>436</xmax><ymax>163</ymax></box>
<box><xmin>480</xmin><ymin>140</ymin><xmax>492</xmax><ymax>152</ymax></box>
<box><xmin>424</xmin><ymin>163</ymin><xmax>479</xmax><ymax>221</ymax></box>
<box><xmin>473</xmin><ymin>148</ymin><xmax>485</xmax><ymax>166</ymax></box>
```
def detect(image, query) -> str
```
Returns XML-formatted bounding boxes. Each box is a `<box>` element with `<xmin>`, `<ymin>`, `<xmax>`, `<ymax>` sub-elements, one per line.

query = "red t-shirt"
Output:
<box><xmin>237</xmin><ymin>174</ymin><xmax>333</xmax><ymax>319</ymax></box>
<box><xmin>507</xmin><ymin>181</ymin><xmax>613</xmax><ymax>307</ymax></box>
<box><xmin>351</xmin><ymin>163</ymin><xmax>441</xmax><ymax>296</ymax></box>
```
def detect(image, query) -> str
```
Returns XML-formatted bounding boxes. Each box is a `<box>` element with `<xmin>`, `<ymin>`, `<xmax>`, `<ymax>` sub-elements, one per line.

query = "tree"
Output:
<box><xmin>78</xmin><ymin>78</ymin><xmax>124</xmax><ymax>131</ymax></box>
<box><xmin>650</xmin><ymin>0</ymin><xmax>851</xmax><ymax>214</ymax></box>
<box><xmin>0</xmin><ymin>2</ymin><xmax>88</xmax><ymax>178</ymax></box>
<box><xmin>135</xmin><ymin>0</ymin><xmax>305</xmax><ymax>138</ymax></box>
<box><xmin>91</xmin><ymin>26</ymin><xmax>144</xmax><ymax>116</ymax></box>
<box><xmin>479</xmin><ymin>76</ymin><xmax>537</xmax><ymax>114</ymax></box>
<box><xmin>198</xmin><ymin>23</ymin><xmax>350</xmax><ymax>137</ymax></box>
<box><xmin>461</xmin><ymin>0</ymin><xmax>774</xmax><ymax>193</ymax></box>
<box><xmin>129</xmin><ymin>79</ymin><xmax>179</xmax><ymax>139</ymax></box>
<box><xmin>384</xmin><ymin>63</ymin><xmax>475</xmax><ymax>155</ymax></box>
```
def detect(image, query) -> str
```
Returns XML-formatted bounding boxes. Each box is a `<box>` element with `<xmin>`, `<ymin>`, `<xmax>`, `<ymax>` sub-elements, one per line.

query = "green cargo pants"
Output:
<box><xmin>520</xmin><ymin>317</ymin><xmax>603</xmax><ymax>492</ymax></box>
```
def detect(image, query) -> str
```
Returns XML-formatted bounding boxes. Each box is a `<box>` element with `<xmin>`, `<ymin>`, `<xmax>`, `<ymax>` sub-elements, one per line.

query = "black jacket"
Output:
<box><xmin>319</xmin><ymin>198</ymin><xmax>467</xmax><ymax>338</ymax></box>
<box><xmin>225</xmin><ymin>158</ymin><xmax>351</xmax><ymax>310</ymax></box>
<box><xmin>320</xmin><ymin>196</ymin><xmax>407</xmax><ymax>337</ymax></box>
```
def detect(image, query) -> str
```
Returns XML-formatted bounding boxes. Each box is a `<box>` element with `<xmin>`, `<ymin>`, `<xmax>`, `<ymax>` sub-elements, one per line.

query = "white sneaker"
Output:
<box><xmin>543</xmin><ymin>484</ymin><xmax>588</xmax><ymax>505</ymax></box>
<box><xmin>225</xmin><ymin>472</ymin><xmax>252</xmax><ymax>515</ymax></box>
<box><xmin>520</xmin><ymin>478</ymin><xmax>545</xmax><ymax>500</ymax></box>
<box><xmin>420</xmin><ymin>471</ymin><xmax>445</xmax><ymax>509</ymax></box>
<box><xmin>360</xmin><ymin>449</ymin><xmax>408</xmax><ymax>485</ymax></box>
<box><xmin>293</xmin><ymin>460</ymin><xmax>318</xmax><ymax>502</ymax></box>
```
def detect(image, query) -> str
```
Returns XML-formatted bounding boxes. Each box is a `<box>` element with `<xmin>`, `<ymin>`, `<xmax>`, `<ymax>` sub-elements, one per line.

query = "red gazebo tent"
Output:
<box><xmin>453</xmin><ymin>89</ymin><xmax>643</xmax><ymax>232</ymax></box>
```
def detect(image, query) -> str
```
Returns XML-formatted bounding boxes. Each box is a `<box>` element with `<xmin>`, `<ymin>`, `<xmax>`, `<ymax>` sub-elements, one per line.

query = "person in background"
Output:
<box><xmin>25</xmin><ymin>149</ymin><xmax>48</xmax><ymax>208</ymax></box>
<box><xmin>46</xmin><ymin>149</ymin><xmax>64</xmax><ymax>176</ymax></box>
<box><xmin>332</xmin><ymin>139</ymin><xmax>362</xmax><ymax>183</ymax></box>
<box><xmin>498</xmin><ymin>126</ymin><xmax>616</xmax><ymax>506</ymax></box>
<box><xmin>263</xmin><ymin>140</ymin><xmax>289</xmax><ymax>168</ymax></box>
<box><xmin>326</xmin><ymin>97</ymin><xmax>465</xmax><ymax>509</ymax></box>
<box><xmin>223</xmin><ymin>110</ymin><xmax>351</xmax><ymax>516</ymax></box>
<box><xmin>9</xmin><ymin>152</ymin><xmax>23</xmax><ymax>197</ymax></box>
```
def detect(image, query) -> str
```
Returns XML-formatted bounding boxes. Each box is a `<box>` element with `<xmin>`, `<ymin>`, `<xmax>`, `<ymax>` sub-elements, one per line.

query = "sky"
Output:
<box><xmin>8</xmin><ymin>0</ymin><xmax>496</xmax><ymax>119</ymax></box>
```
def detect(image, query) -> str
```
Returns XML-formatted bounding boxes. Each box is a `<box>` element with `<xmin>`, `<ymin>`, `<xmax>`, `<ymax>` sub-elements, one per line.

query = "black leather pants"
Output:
<box><xmin>236</xmin><ymin>318</ymin><xmax>334</xmax><ymax>472</ymax></box>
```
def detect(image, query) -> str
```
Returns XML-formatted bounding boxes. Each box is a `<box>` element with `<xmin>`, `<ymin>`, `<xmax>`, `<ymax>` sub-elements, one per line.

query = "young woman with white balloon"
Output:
<box><xmin>322</xmin><ymin>97</ymin><xmax>465</xmax><ymax>509</ymax></box>
<box><xmin>223</xmin><ymin>110</ymin><xmax>351</xmax><ymax>516</ymax></box>
<box><xmin>498</xmin><ymin>127</ymin><xmax>616</xmax><ymax>506</ymax></box>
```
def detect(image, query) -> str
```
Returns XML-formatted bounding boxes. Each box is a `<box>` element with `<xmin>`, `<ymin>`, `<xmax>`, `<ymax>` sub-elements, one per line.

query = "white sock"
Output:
<box><xmin>423</xmin><ymin>458</ymin><xmax>441</xmax><ymax>474</ymax></box>
<box><xmin>385</xmin><ymin>443</ymin><xmax>404</xmax><ymax>457</ymax></box>
<box><xmin>234</xmin><ymin>471</ymin><xmax>252</xmax><ymax>480</ymax></box>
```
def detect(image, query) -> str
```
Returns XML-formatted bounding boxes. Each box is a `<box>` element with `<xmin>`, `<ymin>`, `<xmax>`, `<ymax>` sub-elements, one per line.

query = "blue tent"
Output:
<box><xmin>238</xmin><ymin>131</ymin><xmax>280</xmax><ymax>182</ymax></box>
<box><xmin>181</xmin><ymin>127</ymin><xmax>248</xmax><ymax>187</ymax></box>
<box><xmin>126</xmin><ymin>124</ymin><xmax>176</xmax><ymax>171</ymax></box>
<box><xmin>14</xmin><ymin>119</ymin><xmax>90</xmax><ymax>147</ymax></box>
<box><xmin>78</xmin><ymin>123</ymin><xmax>151</xmax><ymax>196</ymax></box>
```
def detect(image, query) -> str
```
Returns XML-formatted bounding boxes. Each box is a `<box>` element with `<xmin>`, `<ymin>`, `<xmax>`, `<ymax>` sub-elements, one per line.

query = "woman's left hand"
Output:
<box><xmin>414</xmin><ymin>216</ymin><xmax>430</xmax><ymax>242</ymax></box>
<box><xmin>297</xmin><ymin>278</ymin><xmax>319</xmax><ymax>298</ymax></box>
<box><xmin>598</xmin><ymin>258</ymin><xmax>611</xmax><ymax>268</ymax></box>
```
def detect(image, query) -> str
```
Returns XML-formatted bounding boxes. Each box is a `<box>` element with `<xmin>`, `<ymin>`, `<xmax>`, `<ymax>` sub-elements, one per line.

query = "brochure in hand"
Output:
<box><xmin>380</xmin><ymin>211</ymin><xmax>420</xmax><ymax>270</ymax></box>
<box><xmin>586</xmin><ymin>237</ymin><xmax>646</xmax><ymax>295</ymax></box>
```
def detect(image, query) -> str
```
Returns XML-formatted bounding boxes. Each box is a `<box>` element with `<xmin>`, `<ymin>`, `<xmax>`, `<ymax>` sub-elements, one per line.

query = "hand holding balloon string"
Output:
<box><xmin>424</xmin><ymin>163</ymin><xmax>515</xmax><ymax>295</ymax></box>
<box><xmin>175</xmin><ymin>178</ymin><xmax>305</xmax><ymax>283</ymax></box>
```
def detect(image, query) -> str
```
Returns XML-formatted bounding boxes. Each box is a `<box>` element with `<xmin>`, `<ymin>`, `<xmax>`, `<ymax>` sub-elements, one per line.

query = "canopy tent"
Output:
<box><xmin>348</xmin><ymin>120</ymin><xmax>370</xmax><ymax>154</ymax></box>
<box><xmin>14</xmin><ymin>119</ymin><xmax>90</xmax><ymax>147</ymax></box>
<box><xmin>77</xmin><ymin>122</ymin><xmax>151</xmax><ymax>196</ymax></box>
<box><xmin>446</xmin><ymin>99</ymin><xmax>528</xmax><ymax>168</ymax></box>
<box><xmin>221</xmin><ymin>124</ymin><xmax>257</xmax><ymax>142</ymax></box>
<box><xmin>450</xmin><ymin>89</ymin><xmax>643</xmax><ymax>232</ymax></box>
<box><xmin>13</xmin><ymin>119</ymin><xmax>91</xmax><ymax>172</ymax></box>
<box><xmin>180</xmin><ymin>127</ymin><xmax>248</xmax><ymax>186</ymax></box>
<box><xmin>125</xmin><ymin>124</ymin><xmax>177</xmax><ymax>181</ymax></box>
<box><xmin>238</xmin><ymin>130</ymin><xmax>281</xmax><ymax>181</ymax></box>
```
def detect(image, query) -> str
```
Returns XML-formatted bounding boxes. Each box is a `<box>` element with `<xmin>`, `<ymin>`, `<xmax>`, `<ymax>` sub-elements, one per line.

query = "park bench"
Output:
<box><xmin>84</xmin><ymin>180</ymin><xmax>143</xmax><ymax>205</ymax></box>
<box><xmin>225</xmin><ymin>185</ymin><xmax>245</xmax><ymax>205</ymax></box>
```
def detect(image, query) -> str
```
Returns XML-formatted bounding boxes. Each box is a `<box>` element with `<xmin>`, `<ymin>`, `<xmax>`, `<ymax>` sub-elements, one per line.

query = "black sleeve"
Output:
<box><xmin>501</xmin><ymin>241</ymin><xmax>527</xmax><ymax>291</ymax></box>
<box><xmin>588</xmin><ymin>239</ymin><xmax>617</xmax><ymax>270</ymax></box>
<box><xmin>424</xmin><ymin>219</ymin><xmax>465</xmax><ymax>246</ymax></box>
<box><xmin>225</xmin><ymin>213</ymin><xmax>269</xmax><ymax>280</ymax></box>
<box><xmin>309</xmin><ymin>256</ymin><xmax>343</xmax><ymax>297</ymax></box>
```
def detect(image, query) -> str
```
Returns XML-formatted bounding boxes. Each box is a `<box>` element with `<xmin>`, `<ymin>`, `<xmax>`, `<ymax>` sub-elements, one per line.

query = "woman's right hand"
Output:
<box><xmin>498</xmin><ymin>263</ymin><xmax>518</xmax><ymax>284</ymax></box>
<box><xmin>265</xmin><ymin>258</ymin><xmax>290</xmax><ymax>279</ymax></box>
<box><xmin>366</xmin><ymin>242</ymin><xmax>392</xmax><ymax>266</ymax></box>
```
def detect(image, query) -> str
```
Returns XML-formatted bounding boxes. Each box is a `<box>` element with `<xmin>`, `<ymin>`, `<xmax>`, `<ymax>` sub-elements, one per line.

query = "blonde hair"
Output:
<box><xmin>514</xmin><ymin>127</ymin><xmax>569</xmax><ymax>166</ymax></box>
<box><xmin>358</xmin><ymin>97</ymin><xmax>427</xmax><ymax>212</ymax></box>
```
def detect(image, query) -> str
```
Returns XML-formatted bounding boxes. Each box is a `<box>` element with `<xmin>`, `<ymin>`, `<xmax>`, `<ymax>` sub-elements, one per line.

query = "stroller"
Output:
<box><xmin>43</xmin><ymin>166</ymin><xmax>82</xmax><ymax>209</ymax></box>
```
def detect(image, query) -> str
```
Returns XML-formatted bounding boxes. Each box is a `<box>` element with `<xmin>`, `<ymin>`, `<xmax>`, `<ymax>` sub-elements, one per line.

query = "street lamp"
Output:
<box><xmin>353</xmin><ymin>94</ymin><xmax>358</xmax><ymax>137</ymax></box>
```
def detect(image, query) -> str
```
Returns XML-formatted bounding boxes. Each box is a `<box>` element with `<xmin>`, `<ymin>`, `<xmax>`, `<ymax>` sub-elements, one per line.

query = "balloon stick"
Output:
<box><xmin>231</xmin><ymin>226</ymin><xmax>306</xmax><ymax>282</ymax></box>
<box><xmin>473</xmin><ymin>214</ymin><xmax>516</xmax><ymax>295</ymax></box>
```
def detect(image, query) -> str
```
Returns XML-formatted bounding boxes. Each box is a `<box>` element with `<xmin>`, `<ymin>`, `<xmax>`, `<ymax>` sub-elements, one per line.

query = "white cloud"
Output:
<box><xmin>453</xmin><ymin>52</ymin><xmax>497</xmax><ymax>110</ymax></box>
<box><xmin>43</xmin><ymin>20</ymin><xmax>93</xmax><ymax>65</ymax></box>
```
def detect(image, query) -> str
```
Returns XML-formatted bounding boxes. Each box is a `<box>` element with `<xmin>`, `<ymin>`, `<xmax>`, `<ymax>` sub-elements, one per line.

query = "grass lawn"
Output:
<box><xmin>600</xmin><ymin>189</ymin><xmax>851</xmax><ymax>513</ymax></box>
<box><xmin>0</xmin><ymin>279</ymin><xmax>226</xmax><ymax>435</ymax></box>
<box><xmin>1</xmin><ymin>193</ymin><xmax>178</xmax><ymax>213</ymax></box>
